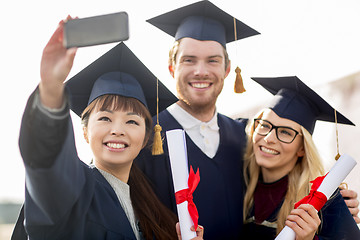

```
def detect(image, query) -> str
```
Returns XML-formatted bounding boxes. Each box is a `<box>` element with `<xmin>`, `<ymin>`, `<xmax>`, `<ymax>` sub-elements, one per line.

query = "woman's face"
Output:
<box><xmin>84</xmin><ymin>105</ymin><xmax>146</xmax><ymax>176</ymax></box>
<box><xmin>252</xmin><ymin>109</ymin><xmax>305</xmax><ymax>182</ymax></box>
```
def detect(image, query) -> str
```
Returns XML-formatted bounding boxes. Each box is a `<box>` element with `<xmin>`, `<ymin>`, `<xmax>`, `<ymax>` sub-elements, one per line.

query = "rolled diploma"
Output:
<box><xmin>166</xmin><ymin>129</ymin><xmax>197</xmax><ymax>240</ymax></box>
<box><xmin>275</xmin><ymin>154</ymin><xmax>357</xmax><ymax>240</ymax></box>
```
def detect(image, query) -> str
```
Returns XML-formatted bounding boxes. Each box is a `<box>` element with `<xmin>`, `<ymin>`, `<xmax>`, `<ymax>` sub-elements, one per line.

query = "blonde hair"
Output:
<box><xmin>243</xmin><ymin>110</ymin><xmax>324</xmax><ymax>234</ymax></box>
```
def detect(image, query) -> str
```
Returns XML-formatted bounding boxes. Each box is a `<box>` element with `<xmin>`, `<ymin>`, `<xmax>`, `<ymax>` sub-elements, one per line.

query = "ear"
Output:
<box><xmin>297</xmin><ymin>145</ymin><xmax>305</xmax><ymax>157</ymax></box>
<box><xmin>83</xmin><ymin>127</ymin><xmax>89</xmax><ymax>143</ymax></box>
<box><xmin>224</xmin><ymin>60</ymin><xmax>231</xmax><ymax>78</ymax></box>
<box><xmin>168</xmin><ymin>64</ymin><xmax>175</xmax><ymax>78</ymax></box>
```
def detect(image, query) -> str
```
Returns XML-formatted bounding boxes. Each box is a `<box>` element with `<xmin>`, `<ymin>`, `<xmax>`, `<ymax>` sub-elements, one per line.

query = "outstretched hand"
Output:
<box><xmin>39</xmin><ymin>15</ymin><xmax>77</xmax><ymax>109</ymax></box>
<box><xmin>176</xmin><ymin>222</ymin><xmax>204</xmax><ymax>240</ymax></box>
<box><xmin>285</xmin><ymin>204</ymin><xmax>321</xmax><ymax>240</ymax></box>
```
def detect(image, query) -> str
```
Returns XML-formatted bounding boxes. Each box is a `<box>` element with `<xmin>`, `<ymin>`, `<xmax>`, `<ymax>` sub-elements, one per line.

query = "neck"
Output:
<box><xmin>95</xmin><ymin>162</ymin><xmax>132</xmax><ymax>183</ymax></box>
<box><xmin>176</xmin><ymin>100</ymin><xmax>216</xmax><ymax>122</ymax></box>
<box><xmin>261</xmin><ymin>168</ymin><xmax>289</xmax><ymax>183</ymax></box>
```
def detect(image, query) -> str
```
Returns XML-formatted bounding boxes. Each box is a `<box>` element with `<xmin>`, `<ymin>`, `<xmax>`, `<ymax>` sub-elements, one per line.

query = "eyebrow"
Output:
<box><xmin>99</xmin><ymin>110</ymin><xmax>140</xmax><ymax>117</ymax></box>
<box><xmin>127</xmin><ymin>112</ymin><xmax>141</xmax><ymax>117</ymax></box>
<box><xmin>208</xmin><ymin>55</ymin><xmax>223</xmax><ymax>58</ymax></box>
<box><xmin>181</xmin><ymin>54</ymin><xmax>223</xmax><ymax>59</ymax></box>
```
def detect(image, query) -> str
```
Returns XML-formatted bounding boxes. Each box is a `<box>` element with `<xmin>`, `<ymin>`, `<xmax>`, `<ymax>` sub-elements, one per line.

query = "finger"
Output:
<box><xmin>340</xmin><ymin>189</ymin><xmax>358</xmax><ymax>199</ymax></box>
<box><xmin>45</xmin><ymin>20</ymin><xmax>66</xmax><ymax>46</ymax></box>
<box><xmin>288</xmin><ymin>205</ymin><xmax>320</xmax><ymax>230</ymax></box>
<box><xmin>297</xmin><ymin>204</ymin><xmax>320</xmax><ymax>220</ymax></box>
<box><xmin>354</xmin><ymin>216</ymin><xmax>360</xmax><ymax>224</ymax></box>
<box><xmin>285</xmin><ymin>219</ymin><xmax>303</xmax><ymax>235</ymax></box>
<box><xmin>175</xmin><ymin>222</ymin><xmax>182</xmax><ymax>240</ymax></box>
<box><xmin>344</xmin><ymin>198</ymin><xmax>359</xmax><ymax>208</ymax></box>
<box><xmin>347</xmin><ymin>204</ymin><xmax>360</xmax><ymax>216</ymax></box>
<box><xmin>196</xmin><ymin>225</ymin><xmax>204</xmax><ymax>238</ymax></box>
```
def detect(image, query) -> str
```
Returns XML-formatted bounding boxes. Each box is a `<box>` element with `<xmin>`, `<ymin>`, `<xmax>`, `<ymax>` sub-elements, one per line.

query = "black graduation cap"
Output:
<box><xmin>251</xmin><ymin>76</ymin><xmax>355</xmax><ymax>134</ymax></box>
<box><xmin>146</xmin><ymin>0</ymin><xmax>260</xmax><ymax>47</ymax></box>
<box><xmin>65</xmin><ymin>42</ymin><xmax>177</xmax><ymax>117</ymax></box>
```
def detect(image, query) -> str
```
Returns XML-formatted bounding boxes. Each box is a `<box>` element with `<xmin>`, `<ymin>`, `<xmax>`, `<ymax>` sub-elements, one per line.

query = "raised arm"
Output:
<box><xmin>39</xmin><ymin>16</ymin><xmax>77</xmax><ymax>109</ymax></box>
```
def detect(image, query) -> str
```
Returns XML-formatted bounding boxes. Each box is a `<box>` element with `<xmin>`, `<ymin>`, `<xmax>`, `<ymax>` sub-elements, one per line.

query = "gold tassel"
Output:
<box><xmin>152</xmin><ymin>124</ymin><xmax>164</xmax><ymax>155</ymax></box>
<box><xmin>334</xmin><ymin>109</ymin><xmax>340</xmax><ymax>160</ymax></box>
<box><xmin>233</xmin><ymin>18</ymin><xmax>245</xmax><ymax>94</ymax></box>
<box><xmin>234</xmin><ymin>66</ymin><xmax>246</xmax><ymax>93</ymax></box>
<box><xmin>152</xmin><ymin>78</ymin><xmax>164</xmax><ymax>155</ymax></box>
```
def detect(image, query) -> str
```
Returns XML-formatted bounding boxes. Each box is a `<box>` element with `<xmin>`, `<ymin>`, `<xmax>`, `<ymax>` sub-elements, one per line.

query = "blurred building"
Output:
<box><xmin>0</xmin><ymin>202</ymin><xmax>21</xmax><ymax>240</ymax></box>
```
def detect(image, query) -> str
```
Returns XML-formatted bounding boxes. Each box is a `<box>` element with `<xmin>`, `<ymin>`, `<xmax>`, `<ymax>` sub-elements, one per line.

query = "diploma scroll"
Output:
<box><xmin>275</xmin><ymin>154</ymin><xmax>357</xmax><ymax>240</ymax></box>
<box><xmin>166</xmin><ymin>129</ymin><xmax>197</xmax><ymax>240</ymax></box>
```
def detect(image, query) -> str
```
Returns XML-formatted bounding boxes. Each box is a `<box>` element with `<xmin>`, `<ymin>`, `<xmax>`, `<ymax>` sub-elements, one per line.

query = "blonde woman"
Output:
<box><xmin>243</xmin><ymin>76</ymin><xmax>360</xmax><ymax>240</ymax></box>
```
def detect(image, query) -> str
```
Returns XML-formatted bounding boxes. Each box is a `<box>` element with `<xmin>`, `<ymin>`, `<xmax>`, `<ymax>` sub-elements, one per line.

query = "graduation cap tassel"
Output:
<box><xmin>152</xmin><ymin>78</ymin><xmax>164</xmax><ymax>155</ymax></box>
<box><xmin>234</xmin><ymin>66</ymin><xmax>246</xmax><ymax>93</ymax></box>
<box><xmin>233</xmin><ymin>17</ymin><xmax>246</xmax><ymax>93</ymax></box>
<box><xmin>334</xmin><ymin>109</ymin><xmax>341</xmax><ymax>160</ymax></box>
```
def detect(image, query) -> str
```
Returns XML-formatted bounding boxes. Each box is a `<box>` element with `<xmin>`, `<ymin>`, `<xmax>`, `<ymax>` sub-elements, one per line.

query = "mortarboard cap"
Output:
<box><xmin>65</xmin><ymin>42</ymin><xmax>177</xmax><ymax>117</ymax></box>
<box><xmin>146</xmin><ymin>0</ymin><xmax>260</xmax><ymax>48</ymax></box>
<box><xmin>251</xmin><ymin>76</ymin><xmax>355</xmax><ymax>134</ymax></box>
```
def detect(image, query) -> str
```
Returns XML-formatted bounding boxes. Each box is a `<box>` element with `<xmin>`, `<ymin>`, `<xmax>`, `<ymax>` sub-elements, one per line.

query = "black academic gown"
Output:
<box><xmin>136</xmin><ymin>109</ymin><xmax>247</xmax><ymax>240</ymax></box>
<box><xmin>243</xmin><ymin>186</ymin><xmax>360</xmax><ymax>239</ymax></box>
<box><xmin>18</xmin><ymin>91</ymin><xmax>138</xmax><ymax>240</ymax></box>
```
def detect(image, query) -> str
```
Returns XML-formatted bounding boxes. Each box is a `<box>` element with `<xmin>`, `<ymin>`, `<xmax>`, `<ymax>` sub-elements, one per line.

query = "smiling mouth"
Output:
<box><xmin>106</xmin><ymin>142</ymin><xmax>127</xmax><ymax>149</ymax></box>
<box><xmin>260</xmin><ymin>146</ymin><xmax>279</xmax><ymax>155</ymax></box>
<box><xmin>190</xmin><ymin>82</ymin><xmax>211</xmax><ymax>89</ymax></box>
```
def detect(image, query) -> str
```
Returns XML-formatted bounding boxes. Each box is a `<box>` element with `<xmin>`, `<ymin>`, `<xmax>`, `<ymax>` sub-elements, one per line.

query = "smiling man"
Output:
<box><xmin>135</xmin><ymin>1</ymin><xmax>360</xmax><ymax>240</ymax></box>
<box><xmin>135</xmin><ymin>1</ymin><xmax>260</xmax><ymax>239</ymax></box>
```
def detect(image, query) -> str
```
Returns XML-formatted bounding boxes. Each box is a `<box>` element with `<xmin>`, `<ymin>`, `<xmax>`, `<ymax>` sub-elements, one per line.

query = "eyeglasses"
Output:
<box><xmin>253</xmin><ymin>118</ymin><xmax>302</xmax><ymax>144</ymax></box>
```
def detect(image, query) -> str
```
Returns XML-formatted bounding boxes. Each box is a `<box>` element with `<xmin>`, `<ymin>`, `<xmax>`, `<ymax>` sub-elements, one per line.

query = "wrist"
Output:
<box><xmin>39</xmin><ymin>82</ymin><xmax>65</xmax><ymax>109</ymax></box>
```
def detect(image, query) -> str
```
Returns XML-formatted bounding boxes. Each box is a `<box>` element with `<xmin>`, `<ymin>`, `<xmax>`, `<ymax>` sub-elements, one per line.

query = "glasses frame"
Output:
<box><xmin>253</xmin><ymin>118</ymin><xmax>302</xmax><ymax>144</ymax></box>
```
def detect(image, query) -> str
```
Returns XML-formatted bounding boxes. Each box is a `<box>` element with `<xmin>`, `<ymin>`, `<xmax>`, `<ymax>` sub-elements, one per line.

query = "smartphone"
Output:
<box><xmin>63</xmin><ymin>12</ymin><xmax>129</xmax><ymax>48</ymax></box>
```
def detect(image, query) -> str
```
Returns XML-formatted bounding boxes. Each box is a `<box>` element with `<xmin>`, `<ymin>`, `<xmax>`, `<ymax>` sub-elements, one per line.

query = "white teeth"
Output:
<box><xmin>261</xmin><ymin>146</ymin><xmax>279</xmax><ymax>155</ymax></box>
<box><xmin>192</xmin><ymin>83</ymin><xmax>210</xmax><ymax>89</ymax></box>
<box><xmin>107</xmin><ymin>143</ymin><xmax>125</xmax><ymax>149</ymax></box>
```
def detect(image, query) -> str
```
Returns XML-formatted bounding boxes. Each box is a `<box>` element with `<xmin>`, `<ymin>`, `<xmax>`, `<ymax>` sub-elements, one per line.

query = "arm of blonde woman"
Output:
<box><xmin>39</xmin><ymin>15</ymin><xmax>77</xmax><ymax>109</ymax></box>
<box><xmin>285</xmin><ymin>204</ymin><xmax>321</xmax><ymax>240</ymax></box>
<box><xmin>340</xmin><ymin>188</ymin><xmax>360</xmax><ymax>224</ymax></box>
<box><xmin>176</xmin><ymin>222</ymin><xmax>204</xmax><ymax>240</ymax></box>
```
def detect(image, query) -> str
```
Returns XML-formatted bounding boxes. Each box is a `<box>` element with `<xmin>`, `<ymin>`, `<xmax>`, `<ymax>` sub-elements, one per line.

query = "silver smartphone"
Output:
<box><xmin>63</xmin><ymin>12</ymin><xmax>129</xmax><ymax>48</ymax></box>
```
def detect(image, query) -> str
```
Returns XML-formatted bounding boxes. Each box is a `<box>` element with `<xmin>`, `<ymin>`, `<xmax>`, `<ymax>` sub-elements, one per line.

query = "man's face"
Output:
<box><xmin>170</xmin><ymin>38</ymin><xmax>230</xmax><ymax>111</ymax></box>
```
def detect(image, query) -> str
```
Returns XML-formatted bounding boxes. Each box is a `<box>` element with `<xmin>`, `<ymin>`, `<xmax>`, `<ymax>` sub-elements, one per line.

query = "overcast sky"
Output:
<box><xmin>1</xmin><ymin>0</ymin><xmax>360</xmax><ymax>202</ymax></box>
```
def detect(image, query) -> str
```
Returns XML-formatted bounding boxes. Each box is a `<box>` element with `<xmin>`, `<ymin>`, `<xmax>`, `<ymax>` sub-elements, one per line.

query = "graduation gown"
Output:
<box><xmin>243</xmin><ymin>180</ymin><xmax>360</xmax><ymax>239</ymax></box>
<box><xmin>136</xmin><ymin>109</ymin><xmax>247</xmax><ymax>240</ymax></box>
<box><xmin>18</xmin><ymin>91</ymin><xmax>138</xmax><ymax>240</ymax></box>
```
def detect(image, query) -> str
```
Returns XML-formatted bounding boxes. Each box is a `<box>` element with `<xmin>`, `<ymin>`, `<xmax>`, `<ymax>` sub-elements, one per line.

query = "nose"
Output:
<box><xmin>263</xmin><ymin>128</ymin><xmax>277</xmax><ymax>143</ymax></box>
<box><xmin>110</xmin><ymin>124</ymin><xmax>125</xmax><ymax>136</ymax></box>
<box><xmin>194</xmin><ymin>61</ymin><xmax>209</xmax><ymax>78</ymax></box>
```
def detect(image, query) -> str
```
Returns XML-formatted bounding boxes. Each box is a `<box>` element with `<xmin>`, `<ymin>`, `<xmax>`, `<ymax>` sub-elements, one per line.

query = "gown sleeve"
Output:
<box><xmin>19</xmin><ymin>88</ymin><xmax>86</xmax><ymax>226</ymax></box>
<box><xmin>317</xmin><ymin>189</ymin><xmax>360</xmax><ymax>239</ymax></box>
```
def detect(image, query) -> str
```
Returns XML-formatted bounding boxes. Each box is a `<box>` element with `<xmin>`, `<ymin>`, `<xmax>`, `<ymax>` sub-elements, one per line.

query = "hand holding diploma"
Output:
<box><xmin>275</xmin><ymin>154</ymin><xmax>357</xmax><ymax>240</ymax></box>
<box><xmin>166</xmin><ymin>129</ymin><xmax>200</xmax><ymax>240</ymax></box>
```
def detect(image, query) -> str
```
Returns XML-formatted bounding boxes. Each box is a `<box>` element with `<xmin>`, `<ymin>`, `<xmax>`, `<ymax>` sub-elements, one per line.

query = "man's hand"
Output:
<box><xmin>340</xmin><ymin>186</ymin><xmax>360</xmax><ymax>224</ymax></box>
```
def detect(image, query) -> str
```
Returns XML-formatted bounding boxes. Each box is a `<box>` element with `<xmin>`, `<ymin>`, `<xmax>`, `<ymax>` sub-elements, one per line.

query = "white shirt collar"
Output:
<box><xmin>167</xmin><ymin>103</ymin><xmax>220</xmax><ymax>158</ymax></box>
<box><xmin>167</xmin><ymin>103</ymin><xmax>219</xmax><ymax>130</ymax></box>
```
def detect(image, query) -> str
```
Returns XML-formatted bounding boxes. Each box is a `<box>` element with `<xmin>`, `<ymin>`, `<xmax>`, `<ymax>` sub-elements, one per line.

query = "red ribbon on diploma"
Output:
<box><xmin>175</xmin><ymin>166</ymin><xmax>200</xmax><ymax>230</ymax></box>
<box><xmin>294</xmin><ymin>174</ymin><xmax>328</xmax><ymax>211</ymax></box>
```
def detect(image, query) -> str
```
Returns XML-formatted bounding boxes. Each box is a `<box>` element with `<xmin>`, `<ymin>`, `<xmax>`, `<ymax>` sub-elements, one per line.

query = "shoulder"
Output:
<box><xmin>217</xmin><ymin>113</ymin><xmax>247</xmax><ymax>131</ymax></box>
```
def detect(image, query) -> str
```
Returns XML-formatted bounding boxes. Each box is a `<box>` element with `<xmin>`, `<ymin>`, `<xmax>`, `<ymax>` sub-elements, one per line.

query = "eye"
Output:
<box><xmin>260</xmin><ymin>122</ymin><xmax>271</xmax><ymax>129</ymax></box>
<box><xmin>209</xmin><ymin>59</ymin><xmax>219</xmax><ymax>63</ymax></box>
<box><xmin>183</xmin><ymin>58</ymin><xmax>193</xmax><ymax>63</ymax></box>
<box><xmin>126</xmin><ymin>119</ymin><xmax>139</xmax><ymax>125</ymax></box>
<box><xmin>279</xmin><ymin>128</ymin><xmax>294</xmax><ymax>137</ymax></box>
<box><xmin>98</xmin><ymin>116</ymin><xmax>111</xmax><ymax>122</ymax></box>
